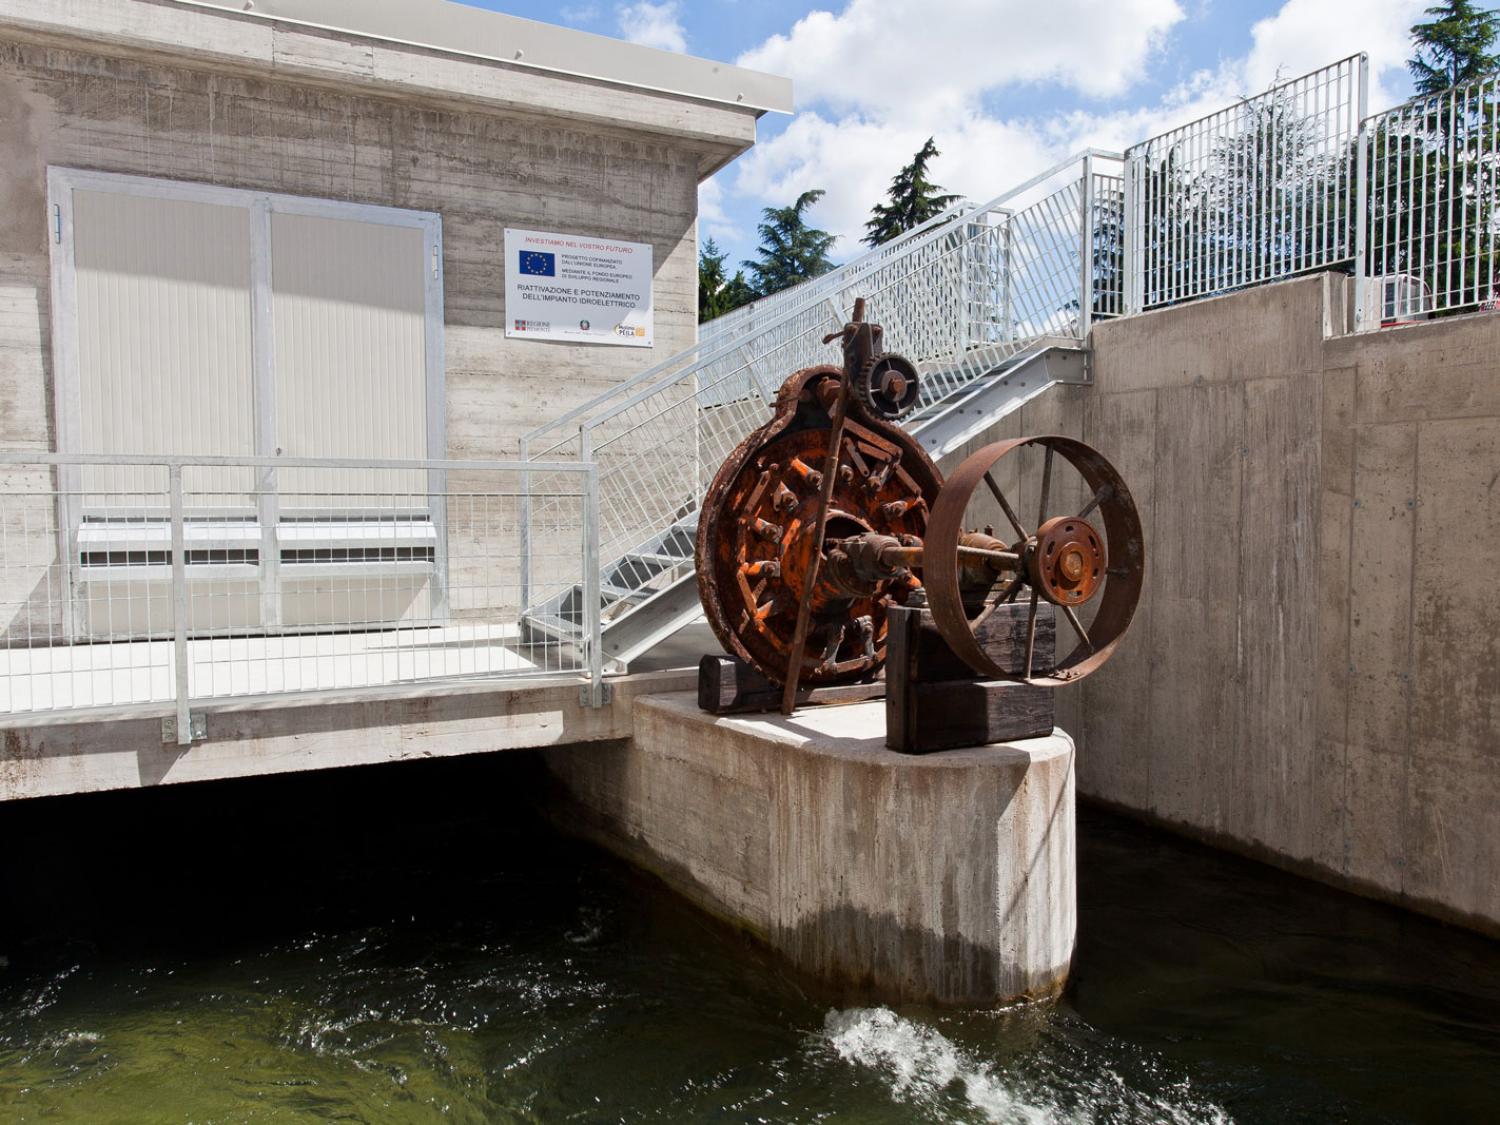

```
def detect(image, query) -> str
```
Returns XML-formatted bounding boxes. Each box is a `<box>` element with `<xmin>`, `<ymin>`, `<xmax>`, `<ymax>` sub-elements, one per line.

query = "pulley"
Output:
<box><xmin>855</xmin><ymin>353</ymin><xmax>921</xmax><ymax>420</ymax></box>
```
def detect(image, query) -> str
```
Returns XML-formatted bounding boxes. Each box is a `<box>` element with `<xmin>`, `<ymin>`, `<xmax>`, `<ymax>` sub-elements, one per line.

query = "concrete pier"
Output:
<box><xmin>545</xmin><ymin>693</ymin><xmax>1076</xmax><ymax>1006</ymax></box>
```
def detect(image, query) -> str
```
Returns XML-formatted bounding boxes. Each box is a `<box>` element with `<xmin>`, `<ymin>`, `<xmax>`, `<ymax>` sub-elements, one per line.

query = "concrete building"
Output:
<box><xmin>0</xmin><ymin>0</ymin><xmax>787</xmax><ymax>681</ymax></box>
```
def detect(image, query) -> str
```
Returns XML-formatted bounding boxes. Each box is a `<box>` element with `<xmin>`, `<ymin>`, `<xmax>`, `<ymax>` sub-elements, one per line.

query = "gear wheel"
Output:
<box><xmin>855</xmin><ymin>353</ymin><xmax>921</xmax><ymax>420</ymax></box>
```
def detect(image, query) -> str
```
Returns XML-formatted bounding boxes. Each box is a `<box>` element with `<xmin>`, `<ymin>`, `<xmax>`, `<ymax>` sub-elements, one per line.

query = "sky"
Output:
<box><xmin>460</xmin><ymin>0</ymin><xmax>1442</xmax><ymax>271</ymax></box>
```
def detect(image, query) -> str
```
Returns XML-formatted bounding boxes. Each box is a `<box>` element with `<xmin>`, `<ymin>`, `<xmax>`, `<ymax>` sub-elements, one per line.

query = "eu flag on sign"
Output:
<box><xmin>519</xmin><ymin>251</ymin><xmax>556</xmax><ymax>276</ymax></box>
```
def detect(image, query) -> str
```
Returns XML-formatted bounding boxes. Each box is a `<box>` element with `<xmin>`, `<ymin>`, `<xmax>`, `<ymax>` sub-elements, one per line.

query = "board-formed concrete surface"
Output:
<box><xmin>546</xmin><ymin>693</ymin><xmax>1076</xmax><ymax>1007</ymax></box>
<box><xmin>953</xmin><ymin>273</ymin><xmax>1500</xmax><ymax>939</ymax></box>
<box><xmin>0</xmin><ymin>668</ymin><xmax>695</xmax><ymax>801</ymax></box>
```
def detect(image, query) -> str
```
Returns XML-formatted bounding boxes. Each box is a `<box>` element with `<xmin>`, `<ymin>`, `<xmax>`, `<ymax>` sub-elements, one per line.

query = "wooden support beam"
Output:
<box><xmin>698</xmin><ymin>655</ymin><xmax>883</xmax><ymax>715</ymax></box>
<box><xmin>885</xmin><ymin>603</ymin><xmax>1056</xmax><ymax>754</ymax></box>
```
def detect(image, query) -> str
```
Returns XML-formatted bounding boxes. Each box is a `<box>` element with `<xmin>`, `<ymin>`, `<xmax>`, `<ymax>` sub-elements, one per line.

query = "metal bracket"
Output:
<box><xmin>579</xmin><ymin>681</ymin><xmax>613</xmax><ymax>707</ymax></box>
<box><xmin>162</xmin><ymin>712</ymin><xmax>206</xmax><ymax>744</ymax></box>
<box><xmin>1047</xmin><ymin>346</ymin><xmax>1091</xmax><ymax>384</ymax></box>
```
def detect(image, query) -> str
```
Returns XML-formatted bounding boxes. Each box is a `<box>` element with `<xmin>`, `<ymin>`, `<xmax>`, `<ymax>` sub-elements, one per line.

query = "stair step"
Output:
<box><xmin>522</xmin><ymin>611</ymin><xmax>583</xmax><ymax>643</ymax></box>
<box><xmin>601</xmin><ymin>582</ymin><xmax>648</xmax><ymax>603</ymax></box>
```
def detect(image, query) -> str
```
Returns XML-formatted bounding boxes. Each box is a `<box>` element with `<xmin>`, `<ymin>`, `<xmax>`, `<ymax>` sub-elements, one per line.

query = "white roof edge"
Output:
<box><xmin>171</xmin><ymin>0</ymin><xmax>793</xmax><ymax>115</ymax></box>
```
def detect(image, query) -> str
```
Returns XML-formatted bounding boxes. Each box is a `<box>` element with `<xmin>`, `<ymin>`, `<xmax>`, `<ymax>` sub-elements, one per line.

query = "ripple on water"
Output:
<box><xmin>3</xmin><ymin>766</ymin><xmax>1499</xmax><ymax>1124</ymax></box>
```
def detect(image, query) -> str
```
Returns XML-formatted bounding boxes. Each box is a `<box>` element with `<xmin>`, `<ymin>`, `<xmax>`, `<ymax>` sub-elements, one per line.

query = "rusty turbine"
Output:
<box><xmin>695</xmin><ymin>300</ymin><xmax>1145</xmax><ymax>712</ymax></box>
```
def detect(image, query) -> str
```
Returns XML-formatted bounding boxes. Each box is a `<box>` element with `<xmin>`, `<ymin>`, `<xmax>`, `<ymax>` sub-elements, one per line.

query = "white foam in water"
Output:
<box><xmin>822</xmin><ymin>1007</ymin><xmax>1235</xmax><ymax>1125</ymax></box>
<box><xmin>824</xmin><ymin>1007</ymin><xmax>1056</xmax><ymax>1124</ymax></box>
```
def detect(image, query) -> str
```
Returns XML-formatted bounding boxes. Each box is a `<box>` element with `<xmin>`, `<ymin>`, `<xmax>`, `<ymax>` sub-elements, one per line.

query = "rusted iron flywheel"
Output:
<box><xmin>695</xmin><ymin>363</ymin><xmax>941</xmax><ymax>687</ymax></box>
<box><xmin>924</xmin><ymin>435</ymin><xmax>1144</xmax><ymax>686</ymax></box>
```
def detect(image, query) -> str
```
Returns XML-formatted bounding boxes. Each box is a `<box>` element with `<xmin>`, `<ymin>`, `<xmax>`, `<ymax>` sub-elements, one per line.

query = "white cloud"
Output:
<box><xmin>1245</xmin><ymin>0</ymin><xmax>1424</xmax><ymax>109</ymax></box>
<box><xmin>615</xmin><ymin>1</ymin><xmax>687</xmax><ymax>53</ymax></box>
<box><xmin>720</xmin><ymin>0</ymin><xmax>1426</xmax><ymax>253</ymax></box>
<box><xmin>698</xmin><ymin>177</ymin><xmax>742</xmax><ymax>243</ymax></box>
<box><xmin>738</xmin><ymin>0</ymin><xmax>1185</xmax><ymax>117</ymax></box>
<box><xmin>733</xmin><ymin>112</ymin><xmax>1054</xmax><ymax>251</ymax></box>
<box><xmin>559</xmin><ymin>3</ymin><xmax>601</xmax><ymax>25</ymax></box>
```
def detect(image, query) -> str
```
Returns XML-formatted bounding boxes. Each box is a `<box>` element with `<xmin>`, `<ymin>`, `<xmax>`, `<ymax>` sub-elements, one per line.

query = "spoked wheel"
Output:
<box><xmin>923</xmin><ymin>436</ymin><xmax>1144</xmax><ymax>686</ymax></box>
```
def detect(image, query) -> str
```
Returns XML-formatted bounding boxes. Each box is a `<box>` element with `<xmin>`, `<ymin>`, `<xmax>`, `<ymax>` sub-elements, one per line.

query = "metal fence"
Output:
<box><xmin>1355</xmin><ymin>72</ymin><xmax>1500</xmax><ymax>325</ymax></box>
<box><xmin>1124</xmin><ymin>55</ymin><xmax>1368</xmax><ymax>311</ymax></box>
<box><xmin>0</xmin><ymin>453</ymin><xmax>601</xmax><ymax>737</ymax></box>
<box><xmin>517</xmin><ymin>152</ymin><xmax>1125</xmax><ymax>649</ymax></box>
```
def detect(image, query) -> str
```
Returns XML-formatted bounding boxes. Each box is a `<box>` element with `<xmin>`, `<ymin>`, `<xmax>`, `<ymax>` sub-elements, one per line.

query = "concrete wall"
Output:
<box><xmin>956</xmin><ymin>274</ymin><xmax>1500</xmax><ymax>936</ymax></box>
<box><xmin>0</xmin><ymin>46</ymin><xmax>698</xmax><ymax>460</ymax></box>
<box><xmin>546</xmin><ymin>695</ymin><xmax>1077</xmax><ymax>1006</ymax></box>
<box><xmin>0</xmin><ymin>667</ymin><xmax>695</xmax><ymax>801</ymax></box>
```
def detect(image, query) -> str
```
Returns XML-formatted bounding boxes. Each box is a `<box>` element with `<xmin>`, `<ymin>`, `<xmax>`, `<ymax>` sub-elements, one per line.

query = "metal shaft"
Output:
<box><xmin>780</xmin><ymin>300</ymin><xmax>867</xmax><ymax>714</ymax></box>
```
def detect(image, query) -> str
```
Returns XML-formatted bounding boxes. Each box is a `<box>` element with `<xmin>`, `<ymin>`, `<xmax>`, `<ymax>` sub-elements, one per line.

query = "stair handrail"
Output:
<box><xmin>576</xmin><ymin>149</ymin><xmax>1121</xmax><ymax>441</ymax></box>
<box><xmin>695</xmin><ymin>196</ymin><xmax>979</xmax><ymax>344</ymax></box>
<box><xmin>521</xmin><ymin>149</ymin><xmax>1120</xmax><ymax>459</ymax></box>
<box><xmin>522</xmin><ymin>200</ymin><xmax>980</xmax><ymax>460</ymax></box>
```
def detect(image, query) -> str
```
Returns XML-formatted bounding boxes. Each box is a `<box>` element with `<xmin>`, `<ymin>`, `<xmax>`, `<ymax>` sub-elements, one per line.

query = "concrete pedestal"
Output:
<box><xmin>544</xmin><ymin>692</ymin><xmax>1075</xmax><ymax>1006</ymax></box>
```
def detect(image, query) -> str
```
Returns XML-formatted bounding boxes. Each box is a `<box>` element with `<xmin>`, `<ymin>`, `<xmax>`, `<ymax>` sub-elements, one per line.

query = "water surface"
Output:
<box><xmin>1</xmin><ymin>754</ymin><xmax>1496</xmax><ymax>1123</ymax></box>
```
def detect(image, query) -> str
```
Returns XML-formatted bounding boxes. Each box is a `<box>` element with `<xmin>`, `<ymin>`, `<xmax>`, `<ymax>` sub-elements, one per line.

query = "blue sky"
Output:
<box><xmin>461</xmin><ymin>0</ymin><xmax>1440</xmax><ymax>270</ymax></box>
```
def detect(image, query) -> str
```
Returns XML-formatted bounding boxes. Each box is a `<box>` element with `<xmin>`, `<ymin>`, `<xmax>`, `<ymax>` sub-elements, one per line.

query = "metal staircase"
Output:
<box><xmin>520</xmin><ymin>151</ymin><xmax>1124</xmax><ymax>671</ymax></box>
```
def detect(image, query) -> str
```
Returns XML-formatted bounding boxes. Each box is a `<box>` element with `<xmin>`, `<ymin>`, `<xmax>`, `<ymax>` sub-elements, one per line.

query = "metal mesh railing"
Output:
<box><xmin>1356</xmin><ymin>72</ymin><xmax>1500</xmax><ymax>324</ymax></box>
<box><xmin>696</xmin><ymin>198</ymin><xmax>977</xmax><ymax>351</ymax></box>
<box><xmin>0</xmin><ymin>453</ymin><xmax>600</xmax><ymax>732</ymax></box>
<box><xmin>1125</xmin><ymin>55</ymin><xmax>1367</xmax><ymax>311</ymax></box>
<box><xmin>539</xmin><ymin>154</ymin><xmax>1121</xmax><ymax>630</ymax></box>
<box><xmin>1092</xmin><ymin>171</ymin><xmax>1126</xmax><ymax>319</ymax></box>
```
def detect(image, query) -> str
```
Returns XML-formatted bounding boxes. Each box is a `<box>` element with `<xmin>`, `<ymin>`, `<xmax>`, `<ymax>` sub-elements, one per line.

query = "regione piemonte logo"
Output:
<box><xmin>519</xmin><ymin>250</ymin><xmax>556</xmax><ymax>276</ymax></box>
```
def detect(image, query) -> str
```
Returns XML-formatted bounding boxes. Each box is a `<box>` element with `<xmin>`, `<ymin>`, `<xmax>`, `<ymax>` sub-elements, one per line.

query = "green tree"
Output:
<box><xmin>697</xmin><ymin>238</ymin><xmax>756</xmax><ymax>323</ymax></box>
<box><xmin>862</xmin><ymin>138</ymin><xmax>962</xmax><ymax>248</ymax></box>
<box><xmin>1359</xmin><ymin>2</ymin><xmax>1500</xmax><ymax>315</ymax></box>
<box><xmin>742</xmin><ymin>190</ymin><xmax>837</xmax><ymax>296</ymax></box>
<box><xmin>1409</xmin><ymin>0</ymin><xmax>1500</xmax><ymax>94</ymax></box>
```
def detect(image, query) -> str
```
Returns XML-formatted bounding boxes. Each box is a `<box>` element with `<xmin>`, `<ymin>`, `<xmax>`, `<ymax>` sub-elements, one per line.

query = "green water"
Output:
<box><xmin>1</xmin><ymin>754</ymin><xmax>1496</xmax><ymax>1123</ymax></box>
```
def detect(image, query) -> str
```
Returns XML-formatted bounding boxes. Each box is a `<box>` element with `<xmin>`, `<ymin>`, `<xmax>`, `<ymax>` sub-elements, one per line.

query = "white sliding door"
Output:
<box><xmin>48</xmin><ymin>169</ymin><xmax>445</xmax><ymax>640</ymax></box>
<box><xmin>72</xmin><ymin>190</ymin><xmax>256</xmax><ymax>506</ymax></box>
<box><xmin>271</xmin><ymin>212</ymin><xmax>431</xmax><ymax>506</ymax></box>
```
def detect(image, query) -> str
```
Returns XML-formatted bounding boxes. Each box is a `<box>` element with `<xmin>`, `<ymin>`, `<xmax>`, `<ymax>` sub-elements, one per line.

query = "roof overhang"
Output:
<box><xmin>174</xmin><ymin>0</ymin><xmax>793</xmax><ymax>116</ymax></box>
<box><xmin>0</xmin><ymin>0</ymin><xmax>791</xmax><ymax>180</ymax></box>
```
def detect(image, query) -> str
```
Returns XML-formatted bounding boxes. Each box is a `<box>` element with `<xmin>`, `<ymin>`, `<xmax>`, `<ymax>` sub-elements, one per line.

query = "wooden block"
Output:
<box><xmin>697</xmin><ymin>654</ymin><xmax>884</xmax><ymax>715</ymax></box>
<box><xmin>699</xmin><ymin>653</ymin><xmax>774</xmax><ymax>713</ymax></box>
<box><xmin>886</xmin><ymin>679</ymin><xmax>1055</xmax><ymax>754</ymax></box>
<box><xmin>886</xmin><ymin>604</ymin><xmax>1057</xmax><ymax>754</ymax></box>
<box><xmin>901</xmin><ymin>601</ymin><xmax>1056</xmax><ymax>683</ymax></box>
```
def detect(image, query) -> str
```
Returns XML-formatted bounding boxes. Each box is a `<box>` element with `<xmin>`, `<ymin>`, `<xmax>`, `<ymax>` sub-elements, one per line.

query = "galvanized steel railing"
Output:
<box><xmin>696</xmin><ymin>197</ymin><xmax>978</xmax><ymax>349</ymax></box>
<box><xmin>1355</xmin><ymin>71</ymin><xmax>1500</xmax><ymax>325</ymax></box>
<box><xmin>520</xmin><ymin>151</ymin><xmax>1126</xmax><ymax>638</ymax></box>
<box><xmin>517</xmin><ymin>53</ymin><xmax>1500</xmax><ymax>664</ymax></box>
<box><xmin>0</xmin><ymin>452</ymin><xmax>603</xmax><ymax>737</ymax></box>
<box><xmin>1124</xmin><ymin>55</ymin><xmax>1368</xmax><ymax>312</ymax></box>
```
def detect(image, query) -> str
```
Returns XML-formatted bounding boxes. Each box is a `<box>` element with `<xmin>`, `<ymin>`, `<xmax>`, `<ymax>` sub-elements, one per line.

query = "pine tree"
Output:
<box><xmin>720</xmin><ymin>270</ymin><xmax>757</xmax><ymax>316</ymax></box>
<box><xmin>697</xmin><ymin>238</ymin><xmax>757</xmax><ymax>323</ymax></box>
<box><xmin>862</xmin><ymin>138</ymin><xmax>962</xmax><ymax>248</ymax></box>
<box><xmin>1409</xmin><ymin>0</ymin><xmax>1500</xmax><ymax>94</ymax></box>
<box><xmin>697</xmin><ymin>237</ymin><xmax>728</xmax><ymax>323</ymax></box>
<box><xmin>742</xmin><ymin>190</ymin><xmax>837</xmax><ymax>296</ymax></box>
